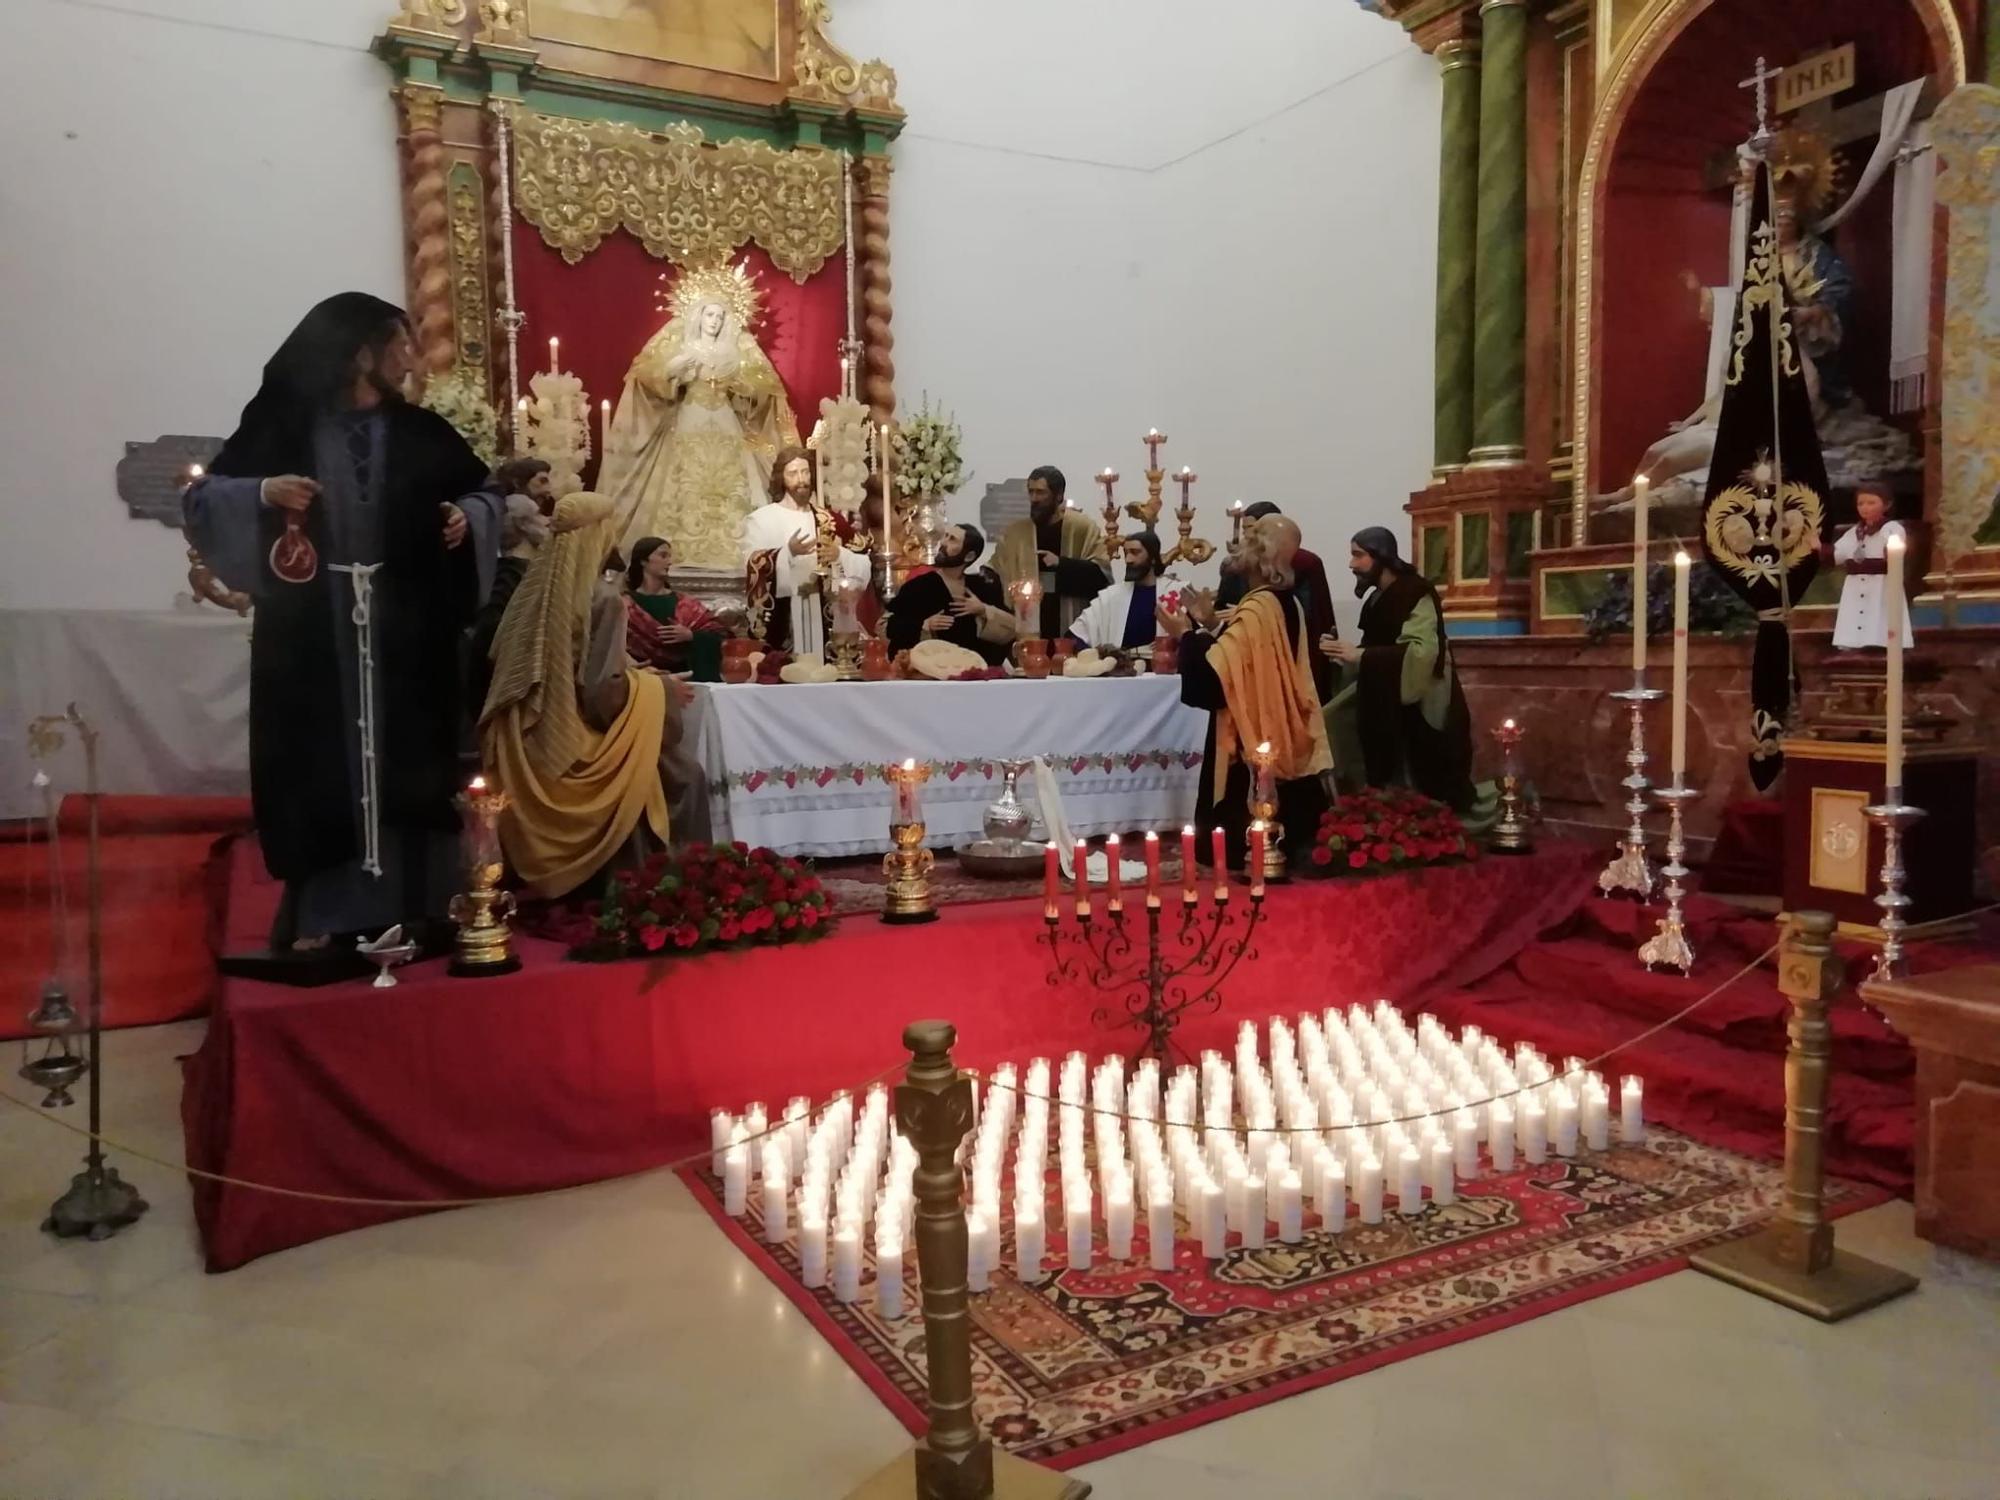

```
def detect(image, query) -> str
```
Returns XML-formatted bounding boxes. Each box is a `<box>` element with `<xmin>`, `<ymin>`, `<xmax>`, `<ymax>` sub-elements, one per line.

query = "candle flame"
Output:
<box><xmin>1503</xmin><ymin>718</ymin><xmax>1516</xmax><ymax>730</ymax></box>
<box><xmin>469</xmin><ymin>775</ymin><xmax>486</xmax><ymax>792</ymax></box>
<box><xmin>1886</xmin><ymin>533</ymin><xmax>1906</xmax><ymax>552</ymax></box>
<box><xmin>1254</xmin><ymin>741</ymin><xmax>1271</xmax><ymax>754</ymax></box>
<box><xmin>1674</xmin><ymin>550</ymin><xmax>1691</xmax><ymax>567</ymax></box>
<box><xmin>901</xmin><ymin>757</ymin><xmax>915</xmax><ymax>771</ymax></box>
<box><xmin>1182</xmin><ymin>824</ymin><xmax>1195</xmax><ymax>837</ymax></box>
<box><xmin>188</xmin><ymin>463</ymin><xmax>204</xmax><ymax>479</ymax></box>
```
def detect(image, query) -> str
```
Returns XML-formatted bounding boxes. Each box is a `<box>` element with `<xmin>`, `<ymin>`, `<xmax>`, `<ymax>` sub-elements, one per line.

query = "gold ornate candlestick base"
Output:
<box><xmin>450</xmin><ymin>778</ymin><xmax>520</xmax><ymax>977</ymax></box>
<box><xmin>1246</xmin><ymin>742</ymin><xmax>1287</xmax><ymax>884</ymax></box>
<box><xmin>1638</xmin><ymin>783</ymin><xmax>1698</xmax><ymax>975</ymax></box>
<box><xmin>883</xmin><ymin>760</ymin><xmax>939</xmax><ymax>925</ymax></box>
<box><xmin>1488</xmin><ymin>717</ymin><xmax>1532</xmax><ymax>854</ymax></box>
<box><xmin>831</xmin><ymin>630</ymin><xmax>863</xmax><ymax>681</ymax></box>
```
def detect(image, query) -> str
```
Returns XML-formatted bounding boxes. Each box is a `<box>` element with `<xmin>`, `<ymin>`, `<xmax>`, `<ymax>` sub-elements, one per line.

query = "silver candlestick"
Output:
<box><xmin>1863</xmin><ymin>791</ymin><xmax>1924</xmax><ymax>982</ymax></box>
<box><xmin>1638</xmin><ymin>782</ymin><xmax>1699</xmax><ymax>975</ymax></box>
<box><xmin>1599</xmin><ymin>679</ymin><xmax>1666</xmax><ymax>900</ymax></box>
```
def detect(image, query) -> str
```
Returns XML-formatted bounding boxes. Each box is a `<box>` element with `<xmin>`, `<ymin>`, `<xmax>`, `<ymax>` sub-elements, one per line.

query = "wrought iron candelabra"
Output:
<box><xmin>1638</xmin><ymin>781</ymin><xmax>1699</xmax><ymax>975</ymax></box>
<box><xmin>1044</xmin><ymin>885</ymin><xmax>1263</xmax><ymax>1064</ymax></box>
<box><xmin>1863</xmin><ymin>791</ymin><xmax>1924</xmax><ymax>981</ymax></box>
<box><xmin>1599</xmin><ymin>676</ymin><xmax>1666</xmax><ymax>900</ymax></box>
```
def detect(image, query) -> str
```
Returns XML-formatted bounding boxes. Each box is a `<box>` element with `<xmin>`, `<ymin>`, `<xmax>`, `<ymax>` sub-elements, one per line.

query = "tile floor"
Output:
<box><xmin>2</xmin><ymin>1021</ymin><xmax>1996</xmax><ymax>1499</ymax></box>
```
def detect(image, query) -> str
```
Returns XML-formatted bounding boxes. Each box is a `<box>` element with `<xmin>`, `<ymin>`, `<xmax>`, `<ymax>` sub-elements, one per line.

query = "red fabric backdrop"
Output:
<box><xmin>509</xmin><ymin>223</ymin><xmax>849</xmax><ymax>491</ymax></box>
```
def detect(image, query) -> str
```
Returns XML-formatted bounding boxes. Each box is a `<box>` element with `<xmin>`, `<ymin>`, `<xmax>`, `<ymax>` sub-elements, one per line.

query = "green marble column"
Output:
<box><xmin>1433</xmin><ymin>36</ymin><xmax>1481</xmax><ymax>474</ymax></box>
<box><xmin>1469</xmin><ymin>0</ymin><xmax>1527</xmax><ymax>466</ymax></box>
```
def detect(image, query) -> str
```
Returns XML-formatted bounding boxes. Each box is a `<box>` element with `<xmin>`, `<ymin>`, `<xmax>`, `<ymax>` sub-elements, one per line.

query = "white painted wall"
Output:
<box><xmin>0</xmin><ymin>0</ymin><xmax>1433</xmax><ymax>620</ymax></box>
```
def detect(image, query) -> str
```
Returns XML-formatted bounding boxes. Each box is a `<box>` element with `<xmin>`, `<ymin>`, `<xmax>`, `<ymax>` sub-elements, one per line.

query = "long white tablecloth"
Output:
<box><xmin>683</xmin><ymin>676</ymin><xmax>1206</xmax><ymax>857</ymax></box>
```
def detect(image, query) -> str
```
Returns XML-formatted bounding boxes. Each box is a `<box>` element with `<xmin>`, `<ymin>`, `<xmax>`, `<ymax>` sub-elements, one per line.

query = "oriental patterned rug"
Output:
<box><xmin>680</xmin><ymin>1130</ymin><xmax>1885</xmax><ymax>1470</ymax></box>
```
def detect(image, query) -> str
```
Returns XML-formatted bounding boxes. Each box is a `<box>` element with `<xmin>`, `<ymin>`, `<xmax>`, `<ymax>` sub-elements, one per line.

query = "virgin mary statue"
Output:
<box><xmin>603</xmin><ymin>260</ymin><xmax>799</xmax><ymax>570</ymax></box>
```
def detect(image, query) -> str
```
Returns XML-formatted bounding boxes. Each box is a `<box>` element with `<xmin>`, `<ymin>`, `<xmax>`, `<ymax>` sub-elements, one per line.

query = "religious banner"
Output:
<box><xmin>1700</xmin><ymin>161</ymin><xmax>1829</xmax><ymax>792</ymax></box>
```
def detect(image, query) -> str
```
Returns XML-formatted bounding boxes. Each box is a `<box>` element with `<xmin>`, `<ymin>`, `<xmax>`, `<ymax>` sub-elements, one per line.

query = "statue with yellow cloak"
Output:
<box><xmin>604</xmin><ymin>260</ymin><xmax>800</xmax><ymax>571</ymax></box>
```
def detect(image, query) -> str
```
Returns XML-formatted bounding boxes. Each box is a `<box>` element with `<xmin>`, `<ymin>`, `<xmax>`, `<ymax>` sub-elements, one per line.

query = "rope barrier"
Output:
<box><xmin>0</xmin><ymin>1060</ymin><xmax>906</xmax><ymax>1211</ymax></box>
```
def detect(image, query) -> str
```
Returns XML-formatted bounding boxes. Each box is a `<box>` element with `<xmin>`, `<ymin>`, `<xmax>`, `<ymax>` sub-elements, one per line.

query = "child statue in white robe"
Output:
<box><xmin>1830</xmin><ymin>486</ymin><xmax>1913</xmax><ymax>651</ymax></box>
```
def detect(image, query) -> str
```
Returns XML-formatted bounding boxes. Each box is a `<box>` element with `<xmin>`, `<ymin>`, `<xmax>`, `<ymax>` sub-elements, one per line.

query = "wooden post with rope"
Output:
<box><xmin>1689</xmin><ymin>911</ymin><xmax>1919</xmax><ymax>1319</ymax></box>
<box><xmin>846</xmin><ymin>1020</ymin><xmax>1087</xmax><ymax>1500</ymax></box>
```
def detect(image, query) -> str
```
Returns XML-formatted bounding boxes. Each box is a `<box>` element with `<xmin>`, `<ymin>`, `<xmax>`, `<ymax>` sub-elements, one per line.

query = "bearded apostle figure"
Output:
<box><xmin>742</xmin><ymin>446</ymin><xmax>873</xmax><ymax>658</ymax></box>
<box><xmin>1158</xmin><ymin>517</ymin><xmax>1333</xmax><ymax>868</ymax></box>
<box><xmin>993</xmin><ymin>465</ymin><xmax>1111</xmax><ymax>638</ymax></box>
<box><xmin>480</xmin><ymin>492</ymin><xmax>698</xmax><ymax>897</ymax></box>
<box><xmin>184</xmin><ymin>293</ymin><xmax>495</xmax><ymax>958</ymax></box>
<box><xmin>1324</xmin><ymin>527</ymin><xmax>1496</xmax><ymax>829</ymax></box>
<box><xmin>604</xmin><ymin>261</ymin><xmax>799</xmax><ymax>571</ymax></box>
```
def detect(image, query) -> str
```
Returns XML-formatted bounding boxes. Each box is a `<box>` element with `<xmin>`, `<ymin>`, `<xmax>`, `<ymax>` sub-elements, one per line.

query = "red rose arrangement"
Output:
<box><xmin>575</xmin><ymin>842</ymin><xmax>836</xmax><ymax>960</ymax></box>
<box><xmin>1311</xmin><ymin>786</ymin><xmax>1478</xmax><ymax>874</ymax></box>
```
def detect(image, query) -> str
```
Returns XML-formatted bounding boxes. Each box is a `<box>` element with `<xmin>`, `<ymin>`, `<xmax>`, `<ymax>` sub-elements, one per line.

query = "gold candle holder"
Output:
<box><xmin>883</xmin><ymin>759</ymin><xmax>939</xmax><ymax>925</ymax></box>
<box><xmin>830</xmin><ymin>572</ymin><xmax>866</xmax><ymax>680</ymax></box>
<box><xmin>1162</xmin><ymin>465</ymin><xmax>1215</xmax><ymax>568</ymax></box>
<box><xmin>1247</xmin><ymin>740</ymin><xmax>1288</xmax><ymax>885</ymax></box>
<box><xmin>450</xmin><ymin>776</ymin><xmax>521</xmax><ymax>976</ymax></box>
<box><xmin>1095</xmin><ymin>467</ymin><xmax>1121</xmax><ymax>550</ymax></box>
<box><xmin>1488</xmin><ymin>716</ymin><xmax>1533</xmax><ymax>854</ymax></box>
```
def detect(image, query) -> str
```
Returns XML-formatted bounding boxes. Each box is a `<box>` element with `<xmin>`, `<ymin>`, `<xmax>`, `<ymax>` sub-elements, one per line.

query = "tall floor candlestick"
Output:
<box><xmin>1638</xmin><ymin>781</ymin><xmax>1698</xmax><ymax>975</ymax></box>
<box><xmin>1598</xmin><ymin>678</ymin><xmax>1665</xmax><ymax>900</ymax></box>
<box><xmin>1865</xmin><ymin>533</ymin><xmax>1919</xmax><ymax>981</ymax></box>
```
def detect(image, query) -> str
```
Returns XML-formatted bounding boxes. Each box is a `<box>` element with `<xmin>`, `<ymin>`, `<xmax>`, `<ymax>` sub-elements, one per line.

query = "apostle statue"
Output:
<box><xmin>184</xmin><ymin>293</ymin><xmax>495</xmax><ymax>956</ymax></box>
<box><xmin>1158</xmin><ymin>516</ymin><xmax>1333</xmax><ymax>868</ymax></box>
<box><xmin>623</xmin><ymin>536</ymin><xmax>727</xmax><ymax>677</ymax></box>
<box><xmin>604</xmin><ymin>260</ymin><xmax>799</xmax><ymax>571</ymax></box>
<box><xmin>742</xmin><ymin>446</ymin><xmax>873</xmax><ymax>659</ymax></box>
<box><xmin>993</xmin><ymin>465</ymin><xmax>1111</xmax><ymax>637</ymax></box>
<box><xmin>1215</xmin><ymin>502</ymin><xmax>1338</xmax><ymax>698</ymax></box>
<box><xmin>1324</xmin><ymin>528</ymin><xmax>1495</xmax><ymax>829</ymax></box>
<box><xmin>883</xmin><ymin>523</ymin><xmax>1018</xmax><ymax>664</ymax></box>
<box><xmin>1829</xmin><ymin>482</ymin><xmax>1913</xmax><ymax>652</ymax></box>
<box><xmin>480</xmin><ymin>492</ymin><xmax>698</xmax><ymax>898</ymax></box>
<box><xmin>1068</xmin><ymin>530</ymin><xmax>1174</xmax><ymax>652</ymax></box>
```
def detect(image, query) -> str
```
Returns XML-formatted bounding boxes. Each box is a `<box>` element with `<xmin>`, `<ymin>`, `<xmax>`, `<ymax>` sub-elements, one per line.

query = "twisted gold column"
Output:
<box><xmin>857</xmin><ymin>154</ymin><xmax>896</xmax><ymax>424</ymax></box>
<box><xmin>400</xmin><ymin>83</ymin><xmax>455</xmax><ymax>375</ymax></box>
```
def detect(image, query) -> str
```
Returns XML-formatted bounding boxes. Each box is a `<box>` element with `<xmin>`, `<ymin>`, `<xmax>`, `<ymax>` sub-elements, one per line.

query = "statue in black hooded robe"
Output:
<box><xmin>185</xmin><ymin>293</ymin><xmax>492</xmax><ymax>952</ymax></box>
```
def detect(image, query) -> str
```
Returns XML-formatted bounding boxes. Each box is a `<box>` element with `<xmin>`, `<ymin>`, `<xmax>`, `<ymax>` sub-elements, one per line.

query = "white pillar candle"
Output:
<box><xmin>876</xmin><ymin>1237</ymin><xmax>904</xmax><ymax>1320</ymax></box>
<box><xmin>831</xmin><ymin>1227</ymin><xmax>861</xmax><ymax>1302</ymax></box>
<box><xmin>723</xmin><ymin>1143</ymin><xmax>750</xmax><ymax>1215</ymax></box>
<box><xmin>762</xmin><ymin>1171</ymin><xmax>789</xmax><ymax>1243</ymax></box>
<box><xmin>966</xmin><ymin>1208</ymin><xmax>991</xmax><ymax>1293</ymax></box>
<box><xmin>1320</xmin><ymin>1157</ymin><xmax>1348</xmax><ymax>1234</ymax></box>
<box><xmin>1489</xmin><ymin>1105</ymin><xmax>1516</xmax><ymax>1173</ymax></box>
<box><xmin>1224</xmin><ymin>1167</ymin><xmax>1248</xmax><ymax>1233</ymax></box>
<box><xmin>1395</xmin><ymin>1145</ymin><xmax>1424</xmax><ymax>1215</ymax></box>
<box><xmin>1582</xmin><ymin>1088</ymin><xmax>1610</xmax><ymax>1152</ymax></box>
<box><xmin>799</xmin><ymin>1216</ymin><xmax>828</xmax><ymax>1288</ymax></box>
<box><xmin>1454</xmin><ymin>1112</ymin><xmax>1479</xmax><ymax>1178</ymax></box>
<box><xmin>1621</xmin><ymin>1076</ymin><xmax>1645</xmax><ymax>1143</ymax></box>
<box><xmin>1016</xmin><ymin>1207</ymin><xmax>1044</xmax><ymax>1283</ymax></box>
<box><xmin>1632</xmin><ymin>474</ymin><xmax>1650</xmax><ymax>672</ymax></box>
<box><xmin>1192</xmin><ymin>1184</ymin><xmax>1224</xmax><ymax>1264</ymax></box>
<box><xmin>1885</xmin><ymin>532</ymin><xmax>1906</xmax><ymax>791</ymax></box>
<box><xmin>1356</xmin><ymin>1154</ymin><xmax>1384</xmax><ymax>1223</ymax></box>
<box><xmin>1148</xmin><ymin>1187</ymin><xmax>1176</xmax><ymax>1271</ymax></box>
<box><xmin>1671</xmin><ymin>549</ymin><xmax>1691</xmax><ymax>777</ymax></box>
<box><xmin>711</xmin><ymin>1109</ymin><xmax>734</xmax><ymax>1176</ymax></box>
<box><xmin>1240</xmin><ymin>1176</ymin><xmax>1267</xmax><ymax>1249</ymax></box>
<box><xmin>1275</xmin><ymin>1169</ymin><xmax>1304</xmax><ymax>1243</ymax></box>
<box><xmin>1428</xmin><ymin>1138</ymin><xmax>1456</xmax><ymax>1206</ymax></box>
<box><xmin>1105</xmin><ymin>1181</ymin><xmax>1135</xmax><ymax>1260</ymax></box>
<box><xmin>1553</xmin><ymin>1091</ymin><xmax>1579</xmax><ymax>1157</ymax></box>
<box><xmin>1521</xmin><ymin>1098</ymin><xmax>1547</xmax><ymax>1164</ymax></box>
<box><xmin>1066</xmin><ymin>1199</ymin><xmax>1093</xmax><ymax>1270</ymax></box>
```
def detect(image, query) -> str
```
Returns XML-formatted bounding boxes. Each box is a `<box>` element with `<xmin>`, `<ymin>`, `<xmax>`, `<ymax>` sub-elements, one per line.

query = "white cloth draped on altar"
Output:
<box><xmin>683</xmin><ymin>676</ymin><xmax>1206</xmax><ymax>857</ymax></box>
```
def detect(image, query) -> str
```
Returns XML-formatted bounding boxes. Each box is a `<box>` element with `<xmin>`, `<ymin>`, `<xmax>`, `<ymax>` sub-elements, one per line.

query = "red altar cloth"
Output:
<box><xmin>182</xmin><ymin>845</ymin><xmax>1596</xmax><ymax>1270</ymax></box>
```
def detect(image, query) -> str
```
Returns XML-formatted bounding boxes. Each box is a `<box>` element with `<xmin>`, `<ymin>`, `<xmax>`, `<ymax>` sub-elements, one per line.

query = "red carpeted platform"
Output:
<box><xmin>181</xmin><ymin>844</ymin><xmax>1598</xmax><ymax>1270</ymax></box>
<box><xmin>1</xmin><ymin>796</ymin><xmax>250</xmax><ymax>1041</ymax></box>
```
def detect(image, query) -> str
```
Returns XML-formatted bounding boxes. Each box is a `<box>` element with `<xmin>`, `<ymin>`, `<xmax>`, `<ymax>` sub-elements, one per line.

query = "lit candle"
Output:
<box><xmin>1582</xmin><ymin>1085</ymin><xmax>1610</xmax><ymax>1152</ymax></box>
<box><xmin>831</xmin><ymin>1226</ymin><xmax>861</xmax><ymax>1302</ymax></box>
<box><xmin>1631</xmin><ymin>474</ymin><xmax>1650</xmax><ymax>672</ymax></box>
<box><xmin>1552</xmin><ymin>1090</ymin><xmax>1579</xmax><ymax>1158</ymax></box>
<box><xmin>1105</xmin><ymin>834</ymin><xmax>1123</xmax><ymax>912</ymax></box>
<box><xmin>1016</xmin><ymin>1205</ymin><xmax>1044</xmax><ymax>1283</ymax></box>
<box><xmin>1453</xmin><ymin>1112</ymin><xmax>1479</xmax><ymax>1178</ymax></box>
<box><xmin>1073</xmin><ymin>838</ymin><xmax>1090</xmax><ymax>918</ymax></box>
<box><xmin>723</xmin><ymin>1140</ymin><xmax>749</xmax><ymax>1215</ymax></box>
<box><xmin>762</xmin><ymin>1148</ymin><xmax>789</xmax><ymax>1242</ymax></box>
<box><xmin>1489</xmin><ymin>1104</ymin><xmax>1516</xmax><ymax>1172</ymax></box>
<box><xmin>1240</xmin><ymin>1175</ymin><xmax>1267</xmax><ymax>1249</ymax></box>
<box><xmin>875</xmin><ymin>1235</ymin><xmax>904</xmax><ymax>1319</ymax></box>
<box><xmin>1143</xmin><ymin>831</ymin><xmax>1161</xmax><ymax>908</ymax></box>
<box><xmin>599</xmin><ymin>397</ymin><xmax>611</xmax><ymax>447</ymax></box>
<box><xmin>880</xmin><ymin>422</ymin><xmax>893</xmax><ymax>521</ymax></box>
<box><xmin>799</xmin><ymin>1215</ymin><xmax>828</xmax><ymax>1288</ymax></box>
<box><xmin>966</xmin><ymin>1207</ymin><xmax>991</xmax><ymax>1292</ymax></box>
<box><xmin>1147</xmin><ymin>1186</ymin><xmax>1175</xmax><ymax>1270</ymax></box>
<box><xmin>1181</xmin><ymin>826</ymin><xmax>1198</xmax><ymax>903</ymax></box>
<box><xmin>1248</xmin><ymin>825</ymin><xmax>1266</xmax><ymax>898</ymax></box>
<box><xmin>1885</xmin><ymin>532</ymin><xmax>1906</xmax><ymax>792</ymax></box>
<box><xmin>1105</xmin><ymin>1180</ymin><xmax>1134</xmax><ymax>1259</ymax></box>
<box><xmin>1066</xmin><ymin>1197</ymin><xmax>1093</xmax><ymax>1270</ymax></box>
<box><xmin>1521</xmin><ymin>1097</ymin><xmax>1547</xmax><ymax>1164</ymax></box>
<box><xmin>1670</xmin><ymin>550</ymin><xmax>1691</xmax><ymax>778</ymax></box>
<box><xmin>710</xmin><ymin>1108</ymin><xmax>734</xmax><ymax>1176</ymax></box>
<box><xmin>1428</xmin><ymin>1138</ymin><xmax>1456</xmax><ymax>1206</ymax></box>
<box><xmin>893</xmin><ymin>759</ymin><xmax>921</xmax><ymax>826</ymax></box>
<box><xmin>1275</xmin><ymin>1169</ymin><xmax>1304</xmax><ymax>1243</ymax></box>
<box><xmin>1317</xmin><ymin>1155</ymin><xmax>1347</xmax><ymax>1234</ymax></box>
<box><xmin>1620</xmin><ymin>1076</ymin><xmax>1645</xmax><ymax>1143</ymax></box>
<box><xmin>1198</xmin><ymin>1177</ymin><xmax>1226</xmax><ymax>1258</ymax></box>
<box><xmin>548</xmin><ymin>335</ymin><xmax>560</xmax><ymax>373</ymax></box>
<box><xmin>1211</xmin><ymin>828</ymin><xmax>1228</xmax><ymax>902</ymax></box>
<box><xmin>1356</xmin><ymin>1154</ymin><xmax>1385</xmax><ymax>1224</ymax></box>
<box><xmin>1043</xmin><ymin>841</ymin><xmax>1060</xmax><ymax>919</ymax></box>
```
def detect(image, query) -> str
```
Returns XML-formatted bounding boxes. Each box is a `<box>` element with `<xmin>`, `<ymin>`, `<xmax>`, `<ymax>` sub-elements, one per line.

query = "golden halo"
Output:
<box><xmin>662</xmin><ymin>258</ymin><xmax>765</xmax><ymax>332</ymax></box>
<box><xmin>1765</xmin><ymin>126</ymin><xmax>1840</xmax><ymax>216</ymax></box>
